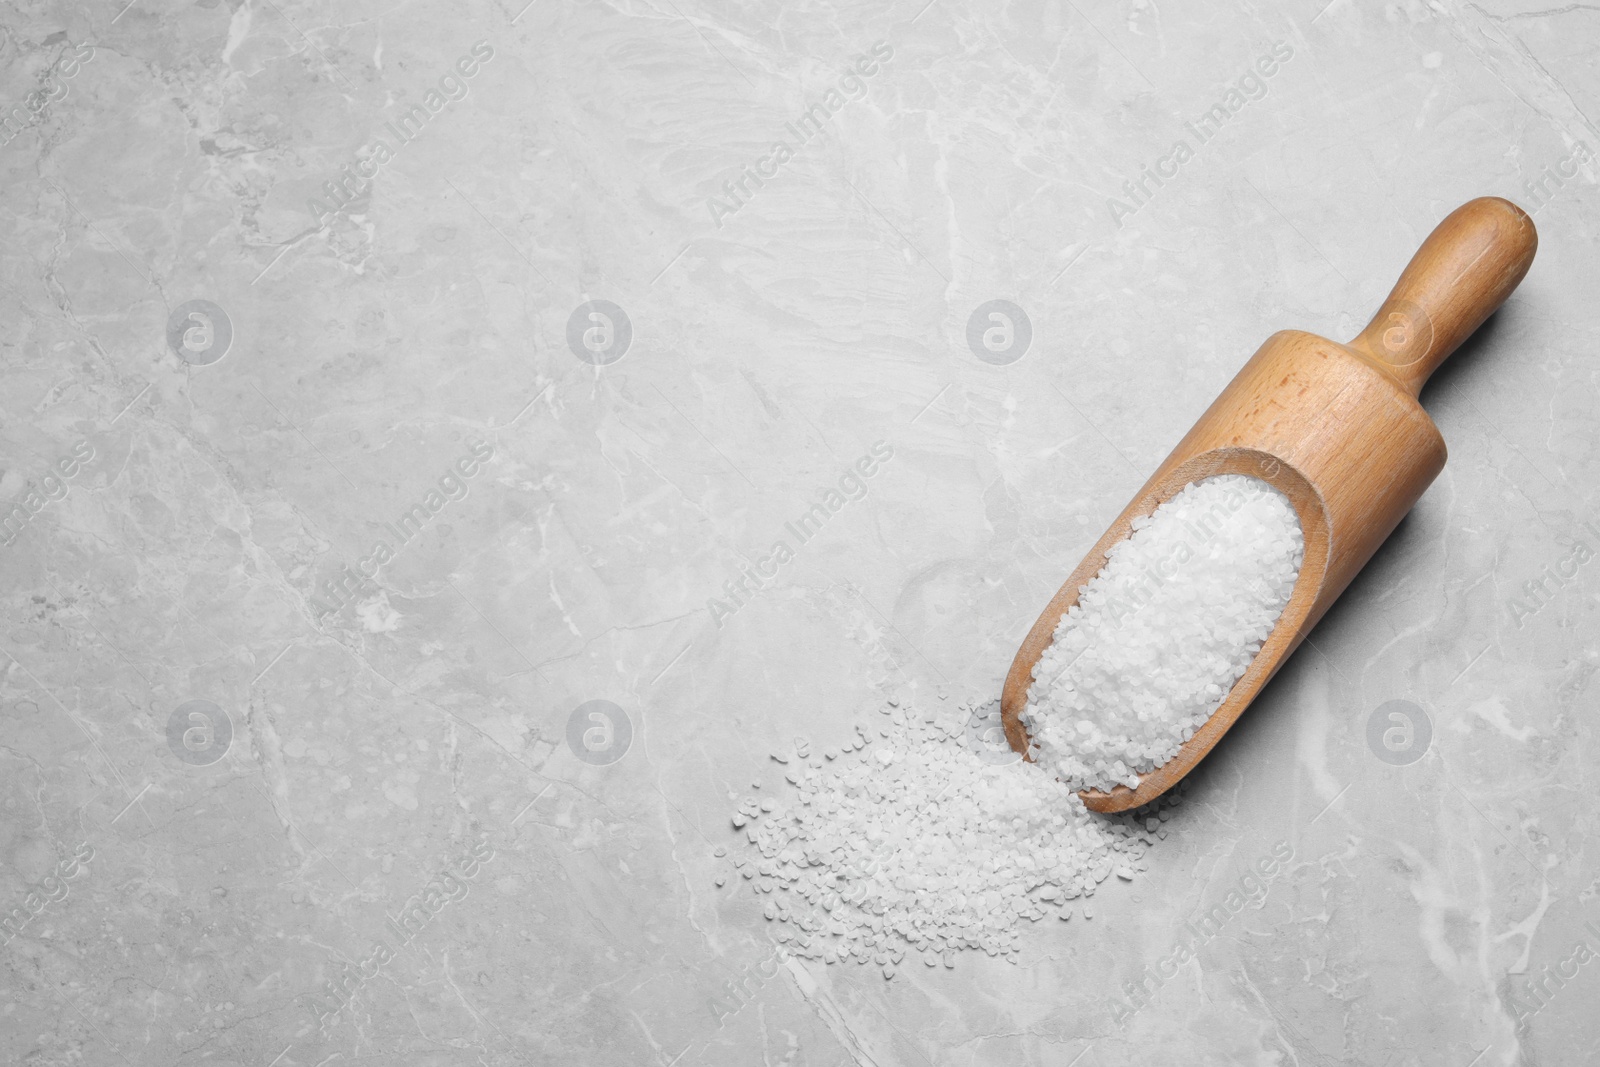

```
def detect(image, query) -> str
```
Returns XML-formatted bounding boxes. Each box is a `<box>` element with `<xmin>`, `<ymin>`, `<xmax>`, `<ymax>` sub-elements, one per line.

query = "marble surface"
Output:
<box><xmin>0</xmin><ymin>1</ymin><xmax>1596</xmax><ymax>1064</ymax></box>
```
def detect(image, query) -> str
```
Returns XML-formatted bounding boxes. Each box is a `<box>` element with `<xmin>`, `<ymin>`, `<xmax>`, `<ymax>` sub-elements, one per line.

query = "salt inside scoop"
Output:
<box><xmin>1020</xmin><ymin>474</ymin><xmax>1305</xmax><ymax>793</ymax></box>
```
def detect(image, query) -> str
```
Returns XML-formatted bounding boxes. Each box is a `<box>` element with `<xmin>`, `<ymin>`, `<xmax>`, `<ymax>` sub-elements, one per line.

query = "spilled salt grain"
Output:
<box><xmin>721</xmin><ymin>698</ymin><xmax>1181</xmax><ymax>974</ymax></box>
<box><xmin>1022</xmin><ymin>474</ymin><xmax>1303</xmax><ymax>793</ymax></box>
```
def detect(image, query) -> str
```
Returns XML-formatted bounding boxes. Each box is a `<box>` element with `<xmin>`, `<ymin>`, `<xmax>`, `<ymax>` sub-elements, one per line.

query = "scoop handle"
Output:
<box><xmin>1348</xmin><ymin>196</ymin><xmax>1537</xmax><ymax>398</ymax></box>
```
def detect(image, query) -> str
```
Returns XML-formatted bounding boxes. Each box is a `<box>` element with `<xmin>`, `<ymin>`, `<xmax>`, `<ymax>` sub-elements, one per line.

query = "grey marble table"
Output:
<box><xmin>0</xmin><ymin>1</ymin><xmax>1595</xmax><ymax>1064</ymax></box>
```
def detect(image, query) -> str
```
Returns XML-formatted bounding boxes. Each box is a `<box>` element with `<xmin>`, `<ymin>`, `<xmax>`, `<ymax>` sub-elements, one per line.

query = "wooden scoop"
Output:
<box><xmin>1000</xmin><ymin>197</ymin><xmax>1537</xmax><ymax>813</ymax></box>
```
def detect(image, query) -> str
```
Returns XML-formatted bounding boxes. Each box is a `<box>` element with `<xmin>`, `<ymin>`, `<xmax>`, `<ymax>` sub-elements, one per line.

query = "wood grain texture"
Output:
<box><xmin>1001</xmin><ymin>197</ymin><xmax>1538</xmax><ymax>813</ymax></box>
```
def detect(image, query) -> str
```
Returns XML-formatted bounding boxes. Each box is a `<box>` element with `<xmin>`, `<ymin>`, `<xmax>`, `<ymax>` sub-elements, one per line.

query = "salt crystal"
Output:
<box><xmin>1022</xmin><ymin>475</ymin><xmax>1303</xmax><ymax>793</ymax></box>
<box><xmin>727</xmin><ymin>694</ymin><xmax>1186</xmax><ymax>979</ymax></box>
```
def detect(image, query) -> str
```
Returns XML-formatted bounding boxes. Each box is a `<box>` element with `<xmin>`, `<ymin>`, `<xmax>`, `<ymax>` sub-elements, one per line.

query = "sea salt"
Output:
<box><xmin>1022</xmin><ymin>474</ymin><xmax>1304</xmax><ymax>793</ymax></box>
<box><xmin>721</xmin><ymin>699</ymin><xmax>1179</xmax><ymax>974</ymax></box>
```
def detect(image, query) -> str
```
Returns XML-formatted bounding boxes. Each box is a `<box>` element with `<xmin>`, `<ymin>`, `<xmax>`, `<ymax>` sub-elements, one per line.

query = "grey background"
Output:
<box><xmin>0</xmin><ymin>1</ymin><xmax>1596</xmax><ymax>1065</ymax></box>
